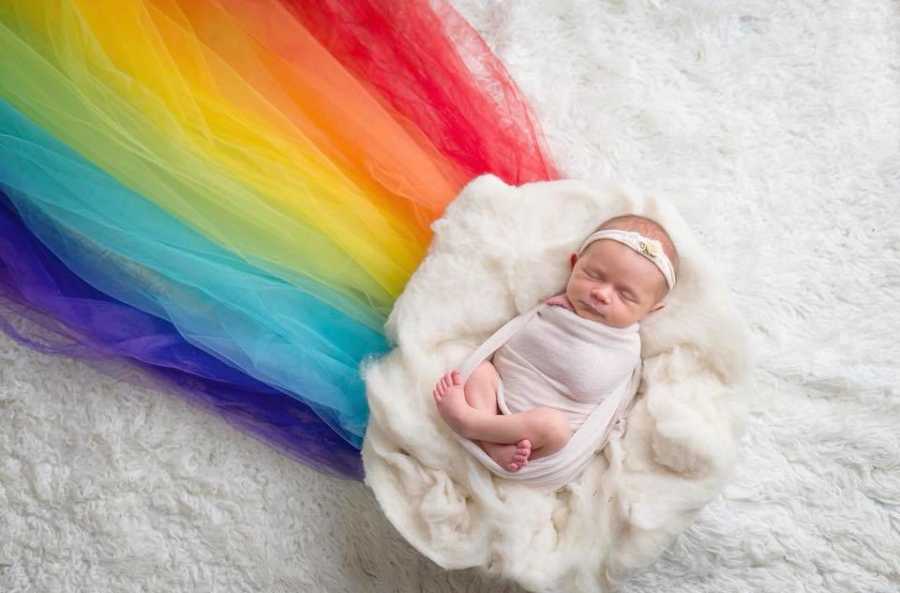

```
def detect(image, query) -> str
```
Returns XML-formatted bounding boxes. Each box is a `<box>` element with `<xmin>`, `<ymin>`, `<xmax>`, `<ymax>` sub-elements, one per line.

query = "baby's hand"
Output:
<box><xmin>544</xmin><ymin>294</ymin><xmax>574</xmax><ymax>311</ymax></box>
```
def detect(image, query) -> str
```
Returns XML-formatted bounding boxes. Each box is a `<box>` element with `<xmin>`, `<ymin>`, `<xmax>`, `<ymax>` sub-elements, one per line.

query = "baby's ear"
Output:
<box><xmin>650</xmin><ymin>301</ymin><xmax>666</xmax><ymax>313</ymax></box>
<box><xmin>569</xmin><ymin>252</ymin><xmax>578</xmax><ymax>269</ymax></box>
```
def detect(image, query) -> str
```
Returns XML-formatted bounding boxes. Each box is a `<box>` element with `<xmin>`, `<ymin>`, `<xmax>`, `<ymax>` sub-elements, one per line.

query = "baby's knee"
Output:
<box><xmin>469</xmin><ymin>361</ymin><xmax>498</xmax><ymax>384</ymax></box>
<box><xmin>464</xmin><ymin>361</ymin><xmax>498</xmax><ymax>394</ymax></box>
<box><xmin>532</xmin><ymin>408</ymin><xmax>571</xmax><ymax>451</ymax></box>
<box><xmin>463</xmin><ymin>361</ymin><xmax>499</xmax><ymax>410</ymax></box>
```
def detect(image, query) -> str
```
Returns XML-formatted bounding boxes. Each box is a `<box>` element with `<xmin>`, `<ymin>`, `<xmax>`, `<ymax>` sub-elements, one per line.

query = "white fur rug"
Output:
<box><xmin>2</xmin><ymin>1</ymin><xmax>899</xmax><ymax>592</ymax></box>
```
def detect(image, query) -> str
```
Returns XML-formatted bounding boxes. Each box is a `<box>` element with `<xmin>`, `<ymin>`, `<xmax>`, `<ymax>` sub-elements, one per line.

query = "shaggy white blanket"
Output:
<box><xmin>3</xmin><ymin>1</ymin><xmax>899</xmax><ymax>592</ymax></box>
<box><xmin>363</xmin><ymin>174</ymin><xmax>751</xmax><ymax>592</ymax></box>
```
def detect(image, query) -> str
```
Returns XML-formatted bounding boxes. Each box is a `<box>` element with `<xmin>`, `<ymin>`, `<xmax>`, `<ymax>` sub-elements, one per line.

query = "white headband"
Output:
<box><xmin>577</xmin><ymin>229</ymin><xmax>677</xmax><ymax>292</ymax></box>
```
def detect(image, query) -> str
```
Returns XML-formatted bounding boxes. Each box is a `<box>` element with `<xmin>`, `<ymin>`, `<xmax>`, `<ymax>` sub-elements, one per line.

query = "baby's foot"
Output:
<box><xmin>433</xmin><ymin>371</ymin><xmax>476</xmax><ymax>437</ymax></box>
<box><xmin>483</xmin><ymin>439</ymin><xmax>532</xmax><ymax>472</ymax></box>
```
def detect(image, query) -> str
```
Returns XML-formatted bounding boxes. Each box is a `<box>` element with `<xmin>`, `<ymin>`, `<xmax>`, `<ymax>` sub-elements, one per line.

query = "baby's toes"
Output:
<box><xmin>436</xmin><ymin>375</ymin><xmax>450</xmax><ymax>395</ymax></box>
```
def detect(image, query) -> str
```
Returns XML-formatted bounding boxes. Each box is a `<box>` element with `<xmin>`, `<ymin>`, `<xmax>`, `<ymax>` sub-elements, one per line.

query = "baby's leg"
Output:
<box><xmin>461</xmin><ymin>361</ymin><xmax>501</xmax><ymax>414</ymax></box>
<box><xmin>434</xmin><ymin>363</ymin><xmax>532</xmax><ymax>471</ymax></box>
<box><xmin>434</xmin><ymin>371</ymin><xmax>571</xmax><ymax>460</ymax></box>
<box><xmin>463</xmin><ymin>362</ymin><xmax>533</xmax><ymax>470</ymax></box>
<box><xmin>466</xmin><ymin>406</ymin><xmax>572</xmax><ymax>460</ymax></box>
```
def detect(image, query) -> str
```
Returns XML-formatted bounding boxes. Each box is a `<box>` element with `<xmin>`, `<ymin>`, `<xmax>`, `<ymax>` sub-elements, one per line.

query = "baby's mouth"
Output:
<box><xmin>580</xmin><ymin>301</ymin><xmax>604</xmax><ymax>317</ymax></box>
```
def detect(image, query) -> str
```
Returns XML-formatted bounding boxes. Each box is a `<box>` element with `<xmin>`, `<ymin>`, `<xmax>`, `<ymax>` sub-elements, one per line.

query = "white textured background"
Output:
<box><xmin>2</xmin><ymin>1</ymin><xmax>899</xmax><ymax>591</ymax></box>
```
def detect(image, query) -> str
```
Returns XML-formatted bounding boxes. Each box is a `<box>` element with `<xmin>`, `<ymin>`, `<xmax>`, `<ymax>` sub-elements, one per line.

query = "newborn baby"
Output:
<box><xmin>433</xmin><ymin>214</ymin><xmax>679</xmax><ymax>472</ymax></box>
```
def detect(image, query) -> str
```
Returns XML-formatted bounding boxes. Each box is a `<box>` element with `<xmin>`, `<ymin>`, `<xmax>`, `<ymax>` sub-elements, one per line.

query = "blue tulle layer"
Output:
<box><xmin>0</xmin><ymin>190</ymin><xmax>364</xmax><ymax>479</ymax></box>
<box><xmin>0</xmin><ymin>99</ymin><xmax>389</xmax><ymax>448</ymax></box>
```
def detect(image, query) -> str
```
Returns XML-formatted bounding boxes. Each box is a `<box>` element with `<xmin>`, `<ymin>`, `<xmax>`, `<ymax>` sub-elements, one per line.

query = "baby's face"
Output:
<box><xmin>565</xmin><ymin>239</ymin><xmax>666</xmax><ymax>328</ymax></box>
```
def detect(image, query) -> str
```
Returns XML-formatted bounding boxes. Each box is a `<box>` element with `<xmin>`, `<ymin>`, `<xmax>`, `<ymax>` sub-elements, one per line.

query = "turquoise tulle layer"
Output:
<box><xmin>0</xmin><ymin>100</ymin><xmax>386</xmax><ymax>446</ymax></box>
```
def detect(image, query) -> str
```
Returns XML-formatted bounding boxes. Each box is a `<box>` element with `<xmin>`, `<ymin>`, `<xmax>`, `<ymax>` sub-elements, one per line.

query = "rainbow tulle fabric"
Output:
<box><xmin>0</xmin><ymin>0</ymin><xmax>557</xmax><ymax>479</ymax></box>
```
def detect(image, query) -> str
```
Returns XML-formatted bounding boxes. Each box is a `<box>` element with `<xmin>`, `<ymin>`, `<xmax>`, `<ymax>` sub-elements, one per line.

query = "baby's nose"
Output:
<box><xmin>591</xmin><ymin>285</ymin><xmax>611</xmax><ymax>303</ymax></box>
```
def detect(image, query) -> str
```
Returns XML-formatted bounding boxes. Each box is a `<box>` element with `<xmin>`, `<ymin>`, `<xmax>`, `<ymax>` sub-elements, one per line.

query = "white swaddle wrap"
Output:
<box><xmin>455</xmin><ymin>302</ymin><xmax>642</xmax><ymax>489</ymax></box>
<box><xmin>494</xmin><ymin>304</ymin><xmax>641</xmax><ymax>430</ymax></box>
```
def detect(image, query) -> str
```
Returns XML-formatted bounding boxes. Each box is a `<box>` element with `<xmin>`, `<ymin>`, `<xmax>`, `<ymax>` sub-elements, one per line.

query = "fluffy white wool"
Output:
<box><xmin>3</xmin><ymin>1</ymin><xmax>900</xmax><ymax>592</ymax></box>
<box><xmin>363</xmin><ymin>174</ymin><xmax>751</xmax><ymax>592</ymax></box>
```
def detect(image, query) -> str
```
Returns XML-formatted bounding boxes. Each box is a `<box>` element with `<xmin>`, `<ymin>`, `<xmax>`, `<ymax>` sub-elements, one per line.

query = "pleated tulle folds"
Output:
<box><xmin>0</xmin><ymin>0</ymin><xmax>557</xmax><ymax>473</ymax></box>
<box><xmin>0</xmin><ymin>100</ymin><xmax>386</xmax><ymax>445</ymax></box>
<box><xmin>0</xmin><ymin>190</ymin><xmax>363</xmax><ymax>479</ymax></box>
